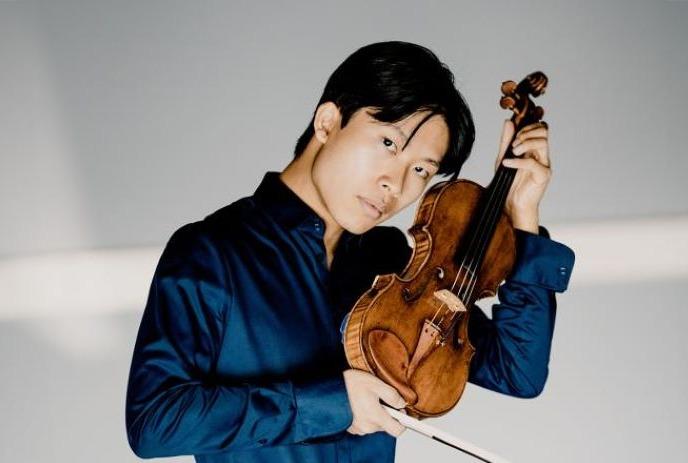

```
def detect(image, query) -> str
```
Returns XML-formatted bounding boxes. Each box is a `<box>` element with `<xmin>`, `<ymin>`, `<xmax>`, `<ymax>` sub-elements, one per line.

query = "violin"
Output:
<box><xmin>343</xmin><ymin>71</ymin><xmax>549</xmax><ymax>420</ymax></box>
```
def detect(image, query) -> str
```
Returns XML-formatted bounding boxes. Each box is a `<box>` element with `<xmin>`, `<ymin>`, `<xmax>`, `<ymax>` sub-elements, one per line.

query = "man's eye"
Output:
<box><xmin>382</xmin><ymin>137</ymin><xmax>397</xmax><ymax>152</ymax></box>
<box><xmin>413</xmin><ymin>166</ymin><xmax>430</xmax><ymax>179</ymax></box>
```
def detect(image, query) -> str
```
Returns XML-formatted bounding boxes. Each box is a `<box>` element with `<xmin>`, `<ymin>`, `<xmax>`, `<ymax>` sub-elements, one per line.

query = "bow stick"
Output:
<box><xmin>382</xmin><ymin>405</ymin><xmax>512</xmax><ymax>463</ymax></box>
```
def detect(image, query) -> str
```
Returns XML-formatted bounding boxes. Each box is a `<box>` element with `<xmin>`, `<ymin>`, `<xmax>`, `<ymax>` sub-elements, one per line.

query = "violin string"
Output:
<box><xmin>454</xmin><ymin>165</ymin><xmax>513</xmax><ymax>302</ymax></box>
<box><xmin>459</xmin><ymin>169</ymin><xmax>509</xmax><ymax>290</ymax></box>
<box><xmin>464</xmin><ymin>120</ymin><xmax>544</xmax><ymax>303</ymax></box>
<box><xmin>462</xmin><ymin>166</ymin><xmax>516</xmax><ymax>307</ymax></box>
<box><xmin>429</xmin><ymin>165</ymin><xmax>511</xmax><ymax>327</ymax></box>
<box><xmin>446</xmin><ymin>149</ymin><xmax>517</xmax><ymax>323</ymax></box>
<box><xmin>429</xmin><ymin>159</ymin><xmax>514</xmax><ymax>328</ymax></box>
<box><xmin>429</xmin><ymin>126</ymin><xmax>519</xmax><ymax>328</ymax></box>
<box><xmin>435</xmin><ymin>167</ymin><xmax>512</xmax><ymax>334</ymax></box>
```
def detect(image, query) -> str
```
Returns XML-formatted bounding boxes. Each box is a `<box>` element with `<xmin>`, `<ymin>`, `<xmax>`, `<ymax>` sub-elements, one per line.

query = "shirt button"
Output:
<box><xmin>559</xmin><ymin>266</ymin><xmax>567</xmax><ymax>275</ymax></box>
<box><xmin>258</xmin><ymin>438</ymin><xmax>267</xmax><ymax>445</ymax></box>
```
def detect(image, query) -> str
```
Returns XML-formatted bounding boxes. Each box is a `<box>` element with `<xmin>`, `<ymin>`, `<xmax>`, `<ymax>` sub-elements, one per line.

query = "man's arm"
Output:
<box><xmin>467</xmin><ymin>226</ymin><xmax>575</xmax><ymax>398</ymax></box>
<box><xmin>125</xmin><ymin>224</ymin><xmax>352</xmax><ymax>458</ymax></box>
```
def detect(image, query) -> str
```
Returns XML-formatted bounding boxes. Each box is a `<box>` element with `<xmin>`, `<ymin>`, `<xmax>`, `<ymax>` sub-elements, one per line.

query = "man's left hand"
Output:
<box><xmin>494</xmin><ymin>119</ymin><xmax>552</xmax><ymax>234</ymax></box>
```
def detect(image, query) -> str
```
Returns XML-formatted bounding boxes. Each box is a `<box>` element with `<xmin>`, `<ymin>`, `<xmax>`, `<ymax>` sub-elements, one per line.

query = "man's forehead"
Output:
<box><xmin>365</xmin><ymin>109</ymin><xmax>438</xmax><ymax>135</ymax></box>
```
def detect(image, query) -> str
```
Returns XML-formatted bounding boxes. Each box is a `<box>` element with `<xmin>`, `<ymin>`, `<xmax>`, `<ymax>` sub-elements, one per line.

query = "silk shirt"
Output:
<box><xmin>125</xmin><ymin>171</ymin><xmax>575</xmax><ymax>462</ymax></box>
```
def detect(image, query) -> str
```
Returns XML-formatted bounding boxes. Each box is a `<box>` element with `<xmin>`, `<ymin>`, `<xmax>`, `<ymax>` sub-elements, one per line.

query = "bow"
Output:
<box><xmin>383</xmin><ymin>405</ymin><xmax>512</xmax><ymax>463</ymax></box>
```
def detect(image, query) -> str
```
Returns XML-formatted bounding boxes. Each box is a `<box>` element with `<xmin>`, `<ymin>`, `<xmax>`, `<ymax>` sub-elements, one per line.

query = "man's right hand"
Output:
<box><xmin>342</xmin><ymin>369</ymin><xmax>407</xmax><ymax>438</ymax></box>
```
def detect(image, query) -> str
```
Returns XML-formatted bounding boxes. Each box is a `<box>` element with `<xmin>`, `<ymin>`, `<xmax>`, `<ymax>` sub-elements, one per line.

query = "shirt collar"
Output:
<box><xmin>253</xmin><ymin>172</ymin><xmax>362</xmax><ymax>258</ymax></box>
<box><xmin>252</xmin><ymin>171</ymin><xmax>327</xmax><ymax>231</ymax></box>
<box><xmin>252</xmin><ymin>171</ymin><xmax>358</xmax><ymax>249</ymax></box>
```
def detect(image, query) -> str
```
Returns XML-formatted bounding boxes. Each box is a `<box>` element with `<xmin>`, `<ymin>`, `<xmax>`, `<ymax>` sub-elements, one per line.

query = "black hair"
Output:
<box><xmin>293</xmin><ymin>41</ymin><xmax>475</xmax><ymax>180</ymax></box>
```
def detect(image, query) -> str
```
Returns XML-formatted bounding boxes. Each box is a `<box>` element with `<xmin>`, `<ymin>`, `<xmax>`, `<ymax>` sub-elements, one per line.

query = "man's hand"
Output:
<box><xmin>494</xmin><ymin>119</ymin><xmax>552</xmax><ymax>234</ymax></box>
<box><xmin>343</xmin><ymin>369</ymin><xmax>407</xmax><ymax>438</ymax></box>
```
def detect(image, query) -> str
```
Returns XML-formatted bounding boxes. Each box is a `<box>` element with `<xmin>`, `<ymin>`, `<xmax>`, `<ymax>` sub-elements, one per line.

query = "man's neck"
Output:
<box><xmin>279</xmin><ymin>151</ymin><xmax>344</xmax><ymax>269</ymax></box>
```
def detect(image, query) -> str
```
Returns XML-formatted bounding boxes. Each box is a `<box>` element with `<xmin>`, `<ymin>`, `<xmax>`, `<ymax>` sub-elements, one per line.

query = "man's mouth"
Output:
<box><xmin>358</xmin><ymin>196</ymin><xmax>383</xmax><ymax>219</ymax></box>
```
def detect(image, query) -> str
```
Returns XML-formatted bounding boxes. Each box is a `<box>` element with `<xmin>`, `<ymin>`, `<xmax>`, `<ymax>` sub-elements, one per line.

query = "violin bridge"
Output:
<box><xmin>433</xmin><ymin>289</ymin><xmax>467</xmax><ymax>313</ymax></box>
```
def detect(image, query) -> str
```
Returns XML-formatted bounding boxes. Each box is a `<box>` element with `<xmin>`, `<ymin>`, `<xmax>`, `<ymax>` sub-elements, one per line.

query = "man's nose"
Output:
<box><xmin>380</xmin><ymin>165</ymin><xmax>405</xmax><ymax>198</ymax></box>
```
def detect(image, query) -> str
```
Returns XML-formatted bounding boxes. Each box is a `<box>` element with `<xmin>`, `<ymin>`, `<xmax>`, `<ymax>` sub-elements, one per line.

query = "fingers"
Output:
<box><xmin>347</xmin><ymin>406</ymin><xmax>406</xmax><ymax>437</ymax></box>
<box><xmin>513</xmin><ymin>138</ymin><xmax>547</xmax><ymax>154</ymax></box>
<box><xmin>379</xmin><ymin>408</ymin><xmax>406</xmax><ymax>437</ymax></box>
<box><xmin>373</xmin><ymin>377</ymin><xmax>406</xmax><ymax>409</ymax></box>
<box><xmin>499</xmin><ymin>119</ymin><xmax>516</xmax><ymax>157</ymax></box>
<box><xmin>494</xmin><ymin>119</ymin><xmax>516</xmax><ymax>171</ymax></box>
<box><xmin>495</xmin><ymin>120</ymin><xmax>549</xmax><ymax>170</ymax></box>
<box><xmin>347</xmin><ymin>423</ymin><xmax>365</xmax><ymax>435</ymax></box>
<box><xmin>516</xmin><ymin>120</ymin><xmax>548</xmax><ymax>135</ymax></box>
<box><xmin>372</xmin><ymin>379</ymin><xmax>406</xmax><ymax>437</ymax></box>
<box><xmin>343</xmin><ymin>369</ymin><xmax>408</xmax><ymax>438</ymax></box>
<box><xmin>501</xmin><ymin>157</ymin><xmax>552</xmax><ymax>184</ymax></box>
<box><xmin>513</xmin><ymin>139</ymin><xmax>549</xmax><ymax>166</ymax></box>
<box><xmin>511</xmin><ymin>121</ymin><xmax>549</xmax><ymax>167</ymax></box>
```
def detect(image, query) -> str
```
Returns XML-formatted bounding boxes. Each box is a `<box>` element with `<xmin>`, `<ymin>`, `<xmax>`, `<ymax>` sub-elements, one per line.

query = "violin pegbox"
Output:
<box><xmin>499</xmin><ymin>71</ymin><xmax>548</xmax><ymax>128</ymax></box>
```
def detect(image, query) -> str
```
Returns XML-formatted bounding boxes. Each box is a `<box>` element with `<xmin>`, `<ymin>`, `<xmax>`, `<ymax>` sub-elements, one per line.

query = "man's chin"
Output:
<box><xmin>344</xmin><ymin>218</ymin><xmax>382</xmax><ymax>235</ymax></box>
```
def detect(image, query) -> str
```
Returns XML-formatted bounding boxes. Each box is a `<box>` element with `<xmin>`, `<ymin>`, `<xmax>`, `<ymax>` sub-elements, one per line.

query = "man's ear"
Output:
<box><xmin>313</xmin><ymin>102</ymin><xmax>341</xmax><ymax>144</ymax></box>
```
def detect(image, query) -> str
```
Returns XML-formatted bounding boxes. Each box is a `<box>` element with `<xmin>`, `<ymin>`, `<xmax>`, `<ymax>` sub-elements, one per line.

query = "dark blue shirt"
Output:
<box><xmin>125</xmin><ymin>171</ymin><xmax>575</xmax><ymax>462</ymax></box>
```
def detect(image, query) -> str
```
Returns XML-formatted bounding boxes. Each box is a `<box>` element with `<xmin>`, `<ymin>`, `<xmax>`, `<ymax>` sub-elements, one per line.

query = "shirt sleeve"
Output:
<box><xmin>467</xmin><ymin>225</ymin><xmax>575</xmax><ymax>398</ymax></box>
<box><xmin>125</xmin><ymin>223</ymin><xmax>353</xmax><ymax>459</ymax></box>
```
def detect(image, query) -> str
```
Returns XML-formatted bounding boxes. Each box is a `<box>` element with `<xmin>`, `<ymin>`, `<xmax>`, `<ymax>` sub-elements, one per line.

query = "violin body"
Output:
<box><xmin>343</xmin><ymin>179</ymin><xmax>516</xmax><ymax>418</ymax></box>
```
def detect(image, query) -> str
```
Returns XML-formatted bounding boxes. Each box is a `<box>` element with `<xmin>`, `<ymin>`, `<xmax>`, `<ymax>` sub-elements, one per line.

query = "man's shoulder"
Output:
<box><xmin>163</xmin><ymin>196</ymin><xmax>255</xmax><ymax>250</ymax></box>
<box><xmin>203</xmin><ymin>195</ymin><xmax>256</xmax><ymax>229</ymax></box>
<box><xmin>345</xmin><ymin>225</ymin><xmax>412</xmax><ymax>275</ymax></box>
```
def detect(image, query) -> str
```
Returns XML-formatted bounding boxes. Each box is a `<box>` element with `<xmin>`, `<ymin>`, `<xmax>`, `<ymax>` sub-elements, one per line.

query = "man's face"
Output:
<box><xmin>311</xmin><ymin>104</ymin><xmax>450</xmax><ymax>234</ymax></box>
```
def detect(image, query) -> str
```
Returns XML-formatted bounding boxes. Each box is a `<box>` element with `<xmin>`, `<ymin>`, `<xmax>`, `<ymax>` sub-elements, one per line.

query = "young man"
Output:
<box><xmin>126</xmin><ymin>41</ymin><xmax>574</xmax><ymax>462</ymax></box>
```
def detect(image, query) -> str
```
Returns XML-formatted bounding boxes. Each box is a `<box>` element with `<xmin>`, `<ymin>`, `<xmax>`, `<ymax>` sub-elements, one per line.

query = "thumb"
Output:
<box><xmin>495</xmin><ymin>119</ymin><xmax>516</xmax><ymax>171</ymax></box>
<box><xmin>375</xmin><ymin>380</ymin><xmax>406</xmax><ymax>408</ymax></box>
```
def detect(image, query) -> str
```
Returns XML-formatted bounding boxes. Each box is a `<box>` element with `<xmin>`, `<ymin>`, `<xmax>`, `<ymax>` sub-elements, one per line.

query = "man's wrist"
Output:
<box><xmin>509</xmin><ymin>207</ymin><xmax>539</xmax><ymax>234</ymax></box>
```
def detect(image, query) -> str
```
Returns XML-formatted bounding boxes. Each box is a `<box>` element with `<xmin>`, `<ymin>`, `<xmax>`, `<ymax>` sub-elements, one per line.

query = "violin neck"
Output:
<box><xmin>456</xmin><ymin>163</ymin><xmax>517</xmax><ymax>282</ymax></box>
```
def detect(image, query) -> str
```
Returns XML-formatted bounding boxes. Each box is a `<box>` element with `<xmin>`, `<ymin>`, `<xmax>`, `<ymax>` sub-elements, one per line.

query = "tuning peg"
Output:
<box><xmin>499</xmin><ymin>96</ymin><xmax>516</xmax><ymax>110</ymax></box>
<box><xmin>500</xmin><ymin>80</ymin><xmax>517</xmax><ymax>96</ymax></box>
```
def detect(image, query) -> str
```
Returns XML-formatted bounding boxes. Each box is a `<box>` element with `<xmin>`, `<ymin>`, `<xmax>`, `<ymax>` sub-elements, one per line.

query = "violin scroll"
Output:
<box><xmin>499</xmin><ymin>71</ymin><xmax>548</xmax><ymax>128</ymax></box>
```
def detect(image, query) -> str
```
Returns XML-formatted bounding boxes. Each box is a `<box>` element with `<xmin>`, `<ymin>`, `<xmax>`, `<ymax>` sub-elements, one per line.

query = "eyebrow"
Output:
<box><xmin>384</xmin><ymin>115</ymin><xmax>441</xmax><ymax>169</ymax></box>
<box><xmin>401</xmin><ymin>111</ymin><xmax>435</xmax><ymax>150</ymax></box>
<box><xmin>424</xmin><ymin>158</ymin><xmax>440</xmax><ymax>168</ymax></box>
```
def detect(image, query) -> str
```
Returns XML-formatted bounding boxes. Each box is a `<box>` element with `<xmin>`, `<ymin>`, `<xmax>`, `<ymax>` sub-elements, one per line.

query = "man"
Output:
<box><xmin>125</xmin><ymin>41</ymin><xmax>574</xmax><ymax>462</ymax></box>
